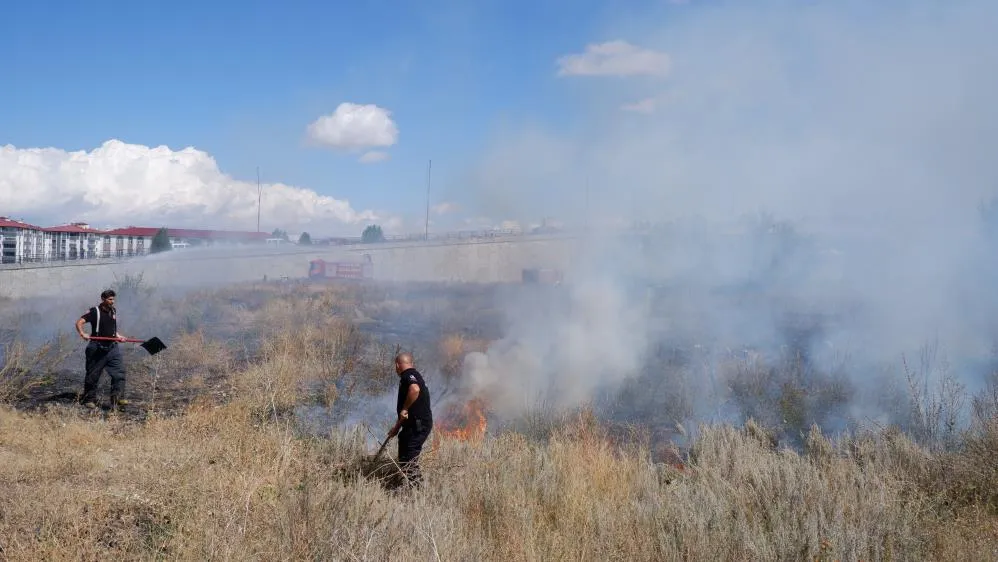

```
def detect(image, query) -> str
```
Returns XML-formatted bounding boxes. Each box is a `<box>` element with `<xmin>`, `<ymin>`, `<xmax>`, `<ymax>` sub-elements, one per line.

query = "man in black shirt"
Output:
<box><xmin>387</xmin><ymin>352</ymin><xmax>433</xmax><ymax>489</ymax></box>
<box><xmin>74</xmin><ymin>289</ymin><xmax>129</xmax><ymax>409</ymax></box>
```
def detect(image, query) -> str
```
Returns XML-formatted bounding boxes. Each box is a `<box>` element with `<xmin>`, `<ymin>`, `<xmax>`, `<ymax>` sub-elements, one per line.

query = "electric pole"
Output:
<box><xmin>256</xmin><ymin>167</ymin><xmax>262</xmax><ymax>233</ymax></box>
<box><xmin>424</xmin><ymin>159</ymin><xmax>432</xmax><ymax>241</ymax></box>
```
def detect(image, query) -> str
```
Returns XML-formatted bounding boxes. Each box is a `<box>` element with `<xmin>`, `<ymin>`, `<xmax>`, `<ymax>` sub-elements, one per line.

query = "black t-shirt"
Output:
<box><xmin>397</xmin><ymin>368</ymin><xmax>432</xmax><ymax>425</ymax></box>
<box><xmin>81</xmin><ymin>306</ymin><xmax>117</xmax><ymax>338</ymax></box>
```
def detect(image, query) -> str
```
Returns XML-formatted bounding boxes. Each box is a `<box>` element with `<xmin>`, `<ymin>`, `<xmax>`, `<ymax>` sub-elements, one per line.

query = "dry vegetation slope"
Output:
<box><xmin>1</xmin><ymin>283</ymin><xmax>998</xmax><ymax>560</ymax></box>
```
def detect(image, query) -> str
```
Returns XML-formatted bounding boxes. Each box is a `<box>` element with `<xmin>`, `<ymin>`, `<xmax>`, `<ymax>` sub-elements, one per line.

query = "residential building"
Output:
<box><xmin>0</xmin><ymin>217</ymin><xmax>45</xmax><ymax>264</ymax></box>
<box><xmin>0</xmin><ymin>218</ymin><xmax>270</xmax><ymax>265</ymax></box>
<box><xmin>104</xmin><ymin>227</ymin><xmax>270</xmax><ymax>251</ymax></box>
<box><xmin>43</xmin><ymin>223</ymin><xmax>112</xmax><ymax>260</ymax></box>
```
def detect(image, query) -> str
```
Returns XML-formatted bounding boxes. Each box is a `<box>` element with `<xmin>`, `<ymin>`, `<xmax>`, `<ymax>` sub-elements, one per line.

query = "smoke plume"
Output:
<box><xmin>456</xmin><ymin>0</ymin><xmax>998</xmax><ymax>435</ymax></box>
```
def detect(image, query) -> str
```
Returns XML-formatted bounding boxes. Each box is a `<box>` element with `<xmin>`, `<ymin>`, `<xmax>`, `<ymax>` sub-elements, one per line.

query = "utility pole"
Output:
<box><xmin>256</xmin><ymin>167</ymin><xmax>262</xmax><ymax>233</ymax></box>
<box><xmin>424</xmin><ymin>159</ymin><xmax>432</xmax><ymax>241</ymax></box>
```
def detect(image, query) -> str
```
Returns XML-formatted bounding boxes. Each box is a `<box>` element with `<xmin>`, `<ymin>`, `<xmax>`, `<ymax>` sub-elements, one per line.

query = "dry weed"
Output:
<box><xmin>2</xmin><ymin>283</ymin><xmax>998</xmax><ymax>560</ymax></box>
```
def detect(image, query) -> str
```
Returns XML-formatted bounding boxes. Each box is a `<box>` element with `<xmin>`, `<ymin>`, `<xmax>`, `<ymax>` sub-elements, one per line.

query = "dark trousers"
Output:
<box><xmin>82</xmin><ymin>341</ymin><xmax>126</xmax><ymax>403</ymax></box>
<box><xmin>397</xmin><ymin>419</ymin><xmax>432</xmax><ymax>488</ymax></box>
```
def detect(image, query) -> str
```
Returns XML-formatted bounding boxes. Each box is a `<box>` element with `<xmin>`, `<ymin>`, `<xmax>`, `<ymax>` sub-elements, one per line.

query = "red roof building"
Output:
<box><xmin>0</xmin><ymin>218</ymin><xmax>270</xmax><ymax>265</ymax></box>
<box><xmin>42</xmin><ymin>222</ymin><xmax>108</xmax><ymax>234</ymax></box>
<box><xmin>0</xmin><ymin>217</ymin><xmax>46</xmax><ymax>264</ymax></box>
<box><xmin>0</xmin><ymin>217</ymin><xmax>42</xmax><ymax>230</ymax></box>
<box><xmin>105</xmin><ymin>226</ymin><xmax>270</xmax><ymax>243</ymax></box>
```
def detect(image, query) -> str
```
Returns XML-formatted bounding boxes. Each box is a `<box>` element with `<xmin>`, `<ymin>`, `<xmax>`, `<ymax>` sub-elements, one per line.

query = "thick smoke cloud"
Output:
<box><xmin>0</xmin><ymin>139</ymin><xmax>387</xmax><ymax>234</ymax></box>
<box><xmin>458</xmin><ymin>0</ymin><xmax>998</xmax><ymax>431</ymax></box>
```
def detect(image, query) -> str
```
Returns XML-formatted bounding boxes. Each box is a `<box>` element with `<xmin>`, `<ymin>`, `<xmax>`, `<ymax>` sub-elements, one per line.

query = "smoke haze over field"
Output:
<box><xmin>457</xmin><ymin>0</ymin><xmax>998</xmax><ymax>433</ymax></box>
<box><xmin>466</xmin><ymin>0</ymin><xmax>998</xmax><ymax>231</ymax></box>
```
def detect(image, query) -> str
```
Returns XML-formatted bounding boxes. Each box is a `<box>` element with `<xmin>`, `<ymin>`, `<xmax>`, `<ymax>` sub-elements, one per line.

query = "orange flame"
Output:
<box><xmin>435</xmin><ymin>397</ymin><xmax>488</xmax><ymax>442</ymax></box>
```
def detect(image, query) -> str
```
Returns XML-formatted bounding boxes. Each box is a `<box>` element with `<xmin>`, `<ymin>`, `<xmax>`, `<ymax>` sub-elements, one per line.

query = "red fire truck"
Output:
<box><xmin>308</xmin><ymin>256</ymin><xmax>373</xmax><ymax>280</ymax></box>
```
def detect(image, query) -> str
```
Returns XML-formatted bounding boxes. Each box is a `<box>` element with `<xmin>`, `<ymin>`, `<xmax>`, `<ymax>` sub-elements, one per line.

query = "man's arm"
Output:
<box><xmin>399</xmin><ymin>383</ymin><xmax>420</xmax><ymax>417</ymax></box>
<box><xmin>387</xmin><ymin>384</ymin><xmax>420</xmax><ymax>437</ymax></box>
<box><xmin>75</xmin><ymin>312</ymin><xmax>91</xmax><ymax>341</ymax></box>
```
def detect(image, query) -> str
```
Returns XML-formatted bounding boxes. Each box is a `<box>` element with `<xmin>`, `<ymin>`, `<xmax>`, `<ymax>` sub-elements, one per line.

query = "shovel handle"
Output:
<box><xmin>373</xmin><ymin>434</ymin><xmax>393</xmax><ymax>461</ymax></box>
<box><xmin>89</xmin><ymin>336</ymin><xmax>144</xmax><ymax>343</ymax></box>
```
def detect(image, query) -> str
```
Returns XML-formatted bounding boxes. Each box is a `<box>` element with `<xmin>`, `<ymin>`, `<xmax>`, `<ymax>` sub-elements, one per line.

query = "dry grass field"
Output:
<box><xmin>2</xmin><ymin>280</ymin><xmax>998</xmax><ymax>560</ymax></box>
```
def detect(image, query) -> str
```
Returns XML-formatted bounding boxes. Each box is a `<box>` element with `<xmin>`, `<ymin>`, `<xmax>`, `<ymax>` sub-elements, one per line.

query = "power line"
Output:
<box><xmin>256</xmin><ymin>167</ymin><xmax>262</xmax><ymax>233</ymax></box>
<box><xmin>424</xmin><ymin>159</ymin><xmax>432</xmax><ymax>241</ymax></box>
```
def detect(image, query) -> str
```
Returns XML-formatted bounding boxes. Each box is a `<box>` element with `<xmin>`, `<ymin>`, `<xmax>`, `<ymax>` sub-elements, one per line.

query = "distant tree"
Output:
<box><xmin>298</xmin><ymin>232</ymin><xmax>312</xmax><ymax>245</ymax></box>
<box><xmin>150</xmin><ymin>227</ymin><xmax>172</xmax><ymax>254</ymax></box>
<box><xmin>271</xmin><ymin>228</ymin><xmax>289</xmax><ymax>241</ymax></box>
<box><xmin>362</xmin><ymin>225</ymin><xmax>385</xmax><ymax>243</ymax></box>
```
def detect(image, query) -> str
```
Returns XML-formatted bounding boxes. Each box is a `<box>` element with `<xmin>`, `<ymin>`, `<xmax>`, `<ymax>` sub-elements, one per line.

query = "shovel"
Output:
<box><xmin>372</xmin><ymin>434</ymin><xmax>394</xmax><ymax>462</ymax></box>
<box><xmin>89</xmin><ymin>336</ymin><xmax>168</xmax><ymax>356</ymax></box>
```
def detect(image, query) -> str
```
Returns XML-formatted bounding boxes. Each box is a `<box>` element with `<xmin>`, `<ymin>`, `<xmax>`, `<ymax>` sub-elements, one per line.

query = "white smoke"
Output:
<box><xmin>463</xmin><ymin>271</ymin><xmax>649</xmax><ymax>415</ymax></box>
<box><xmin>457</xmin><ymin>0</ymin><xmax>998</xmax><ymax>425</ymax></box>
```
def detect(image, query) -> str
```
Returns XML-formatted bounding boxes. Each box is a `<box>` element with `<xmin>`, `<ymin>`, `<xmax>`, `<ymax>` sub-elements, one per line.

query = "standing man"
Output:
<box><xmin>387</xmin><ymin>352</ymin><xmax>433</xmax><ymax>489</ymax></box>
<box><xmin>75</xmin><ymin>289</ymin><xmax>128</xmax><ymax>409</ymax></box>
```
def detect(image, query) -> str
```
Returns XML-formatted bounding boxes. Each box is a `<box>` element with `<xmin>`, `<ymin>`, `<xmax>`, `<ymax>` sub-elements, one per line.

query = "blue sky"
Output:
<box><xmin>2</xmin><ymin>0</ymin><xmax>994</xmax><ymax>237</ymax></box>
<box><xmin>0</xmin><ymin>0</ymin><xmax>694</xmax><ymax>233</ymax></box>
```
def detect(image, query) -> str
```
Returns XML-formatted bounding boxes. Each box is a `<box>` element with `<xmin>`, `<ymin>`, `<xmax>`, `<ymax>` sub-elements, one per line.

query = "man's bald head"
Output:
<box><xmin>395</xmin><ymin>352</ymin><xmax>414</xmax><ymax>374</ymax></box>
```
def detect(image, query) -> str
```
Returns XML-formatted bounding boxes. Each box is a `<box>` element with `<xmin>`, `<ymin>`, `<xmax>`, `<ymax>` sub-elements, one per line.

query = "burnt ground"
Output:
<box><xmin>2</xmin><ymin>280</ymin><xmax>511</xmax><ymax>424</ymax></box>
<box><xmin>9</xmin><ymin>347</ymin><xmax>238</xmax><ymax>422</ymax></box>
<box><xmin>1</xmin><ymin>277</ymin><xmax>856</xmax><ymax>463</ymax></box>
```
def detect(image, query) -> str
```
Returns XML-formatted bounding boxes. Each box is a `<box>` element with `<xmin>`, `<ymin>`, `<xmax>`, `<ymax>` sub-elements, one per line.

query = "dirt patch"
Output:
<box><xmin>10</xmin><ymin>347</ymin><xmax>238</xmax><ymax>422</ymax></box>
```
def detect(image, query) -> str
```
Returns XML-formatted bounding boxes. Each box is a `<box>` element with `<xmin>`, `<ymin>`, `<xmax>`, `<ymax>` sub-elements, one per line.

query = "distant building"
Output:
<box><xmin>43</xmin><ymin>222</ymin><xmax>112</xmax><ymax>260</ymax></box>
<box><xmin>0</xmin><ymin>217</ymin><xmax>270</xmax><ymax>264</ymax></box>
<box><xmin>104</xmin><ymin>227</ymin><xmax>270</xmax><ymax>252</ymax></box>
<box><xmin>0</xmin><ymin>217</ymin><xmax>45</xmax><ymax>264</ymax></box>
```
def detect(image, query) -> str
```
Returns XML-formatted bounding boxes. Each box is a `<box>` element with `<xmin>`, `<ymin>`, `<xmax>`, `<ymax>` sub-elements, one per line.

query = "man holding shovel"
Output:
<box><xmin>386</xmin><ymin>352</ymin><xmax>433</xmax><ymax>489</ymax></box>
<box><xmin>75</xmin><ymin>289</ymin><xmax>129</xmax><ymax>409</ymax></box>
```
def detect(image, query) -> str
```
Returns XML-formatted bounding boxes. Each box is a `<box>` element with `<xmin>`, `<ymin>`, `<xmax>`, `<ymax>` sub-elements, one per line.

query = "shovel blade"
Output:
<box><xmin>139</xmin><ymin>337</ymin><xmax>167</xmax><ymax>355</ymax></box>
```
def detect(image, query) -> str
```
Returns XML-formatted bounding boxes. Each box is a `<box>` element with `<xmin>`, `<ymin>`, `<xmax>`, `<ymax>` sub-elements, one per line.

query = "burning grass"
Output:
<box><xmin>1</xmin><ymin>281</ymin><xmax>998</xmax><ymax>559</ymax></box>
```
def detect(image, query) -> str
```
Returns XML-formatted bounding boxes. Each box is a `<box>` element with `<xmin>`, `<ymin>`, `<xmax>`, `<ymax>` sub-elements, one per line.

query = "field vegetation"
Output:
<box><xmin>1</xmin><ymin>279</ymin><xmax>998</xmax><ymax>560</ymax></box>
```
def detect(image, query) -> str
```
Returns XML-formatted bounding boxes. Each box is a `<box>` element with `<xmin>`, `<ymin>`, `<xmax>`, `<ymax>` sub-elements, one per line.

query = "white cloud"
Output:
<box><xmin>359</xmin><ymin>150</ymin><xmax>390</xmax><ymax>164</ymax></box>
<box><xmin>556</xmin><ymin>40</ymin><xmax>670</xmax><ymax>77</ymax></box>
<box><xmin>0</xmin><ymin>139</ymin><xmax>385</xmax><ymax>234</ymax></box>
<box><xmin>431</xmin><ymin>202</ymin><xmax>459</xmax><ymax>215</ymax></box>
<box><xmin>306</xmin><ymin>103</ymin><xmax>399</xmax><ymax>159</ymax></box>
<box><xmin>620</xmin><ymin>97</ymin><xmax>657</xmax><ymax>113</ymax></box>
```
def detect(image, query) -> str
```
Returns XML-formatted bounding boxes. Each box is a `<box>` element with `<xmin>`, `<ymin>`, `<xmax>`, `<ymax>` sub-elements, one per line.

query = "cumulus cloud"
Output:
<box><xmin>0</xmin><ymin>139</ymin><xmax>385</xmax><ymax>234</ymax></box>
<box><xmin>556</xmin><ymin>40</ymin><xmax>670</xmax><ymax>77</ymax></box>
<box><xmin>306</xmin><ymin>103</ymin><xmax>399</xmax><ymax>162</ymax></box>
<box><xmin>359</xmin><ymin>151</ymin><xmax>390</xmax><ymax>164</ymax></box>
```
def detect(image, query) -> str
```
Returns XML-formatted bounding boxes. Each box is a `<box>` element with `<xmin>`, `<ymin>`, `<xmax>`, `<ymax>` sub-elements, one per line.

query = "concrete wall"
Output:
<box><xmin>343</xmin><ymin>235</ymin><xmax>576</xmax><ymax>283</ymax></box>
<box><xmin>0</xmin><ymin>235</ymin><xmax>578</xmax><ymax>299</ymax></box>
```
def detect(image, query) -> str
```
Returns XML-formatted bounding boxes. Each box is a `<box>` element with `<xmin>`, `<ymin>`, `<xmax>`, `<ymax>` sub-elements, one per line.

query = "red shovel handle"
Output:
<box><xmin>89</xmin><ymin>336</ymin><xmax>144</xmax><ymax>343</ymax></box>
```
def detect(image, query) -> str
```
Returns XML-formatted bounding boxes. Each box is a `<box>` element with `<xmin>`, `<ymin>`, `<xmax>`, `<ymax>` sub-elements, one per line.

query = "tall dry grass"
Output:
<box><xmin>1</xmin><ymin>282</ymin><xmax>998</xmax><ymax>560</ymax></box>
<box><xmin>4</xmin><ymin>400</ymin><xmax>997</xmax><ymax>560</ymax></box>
